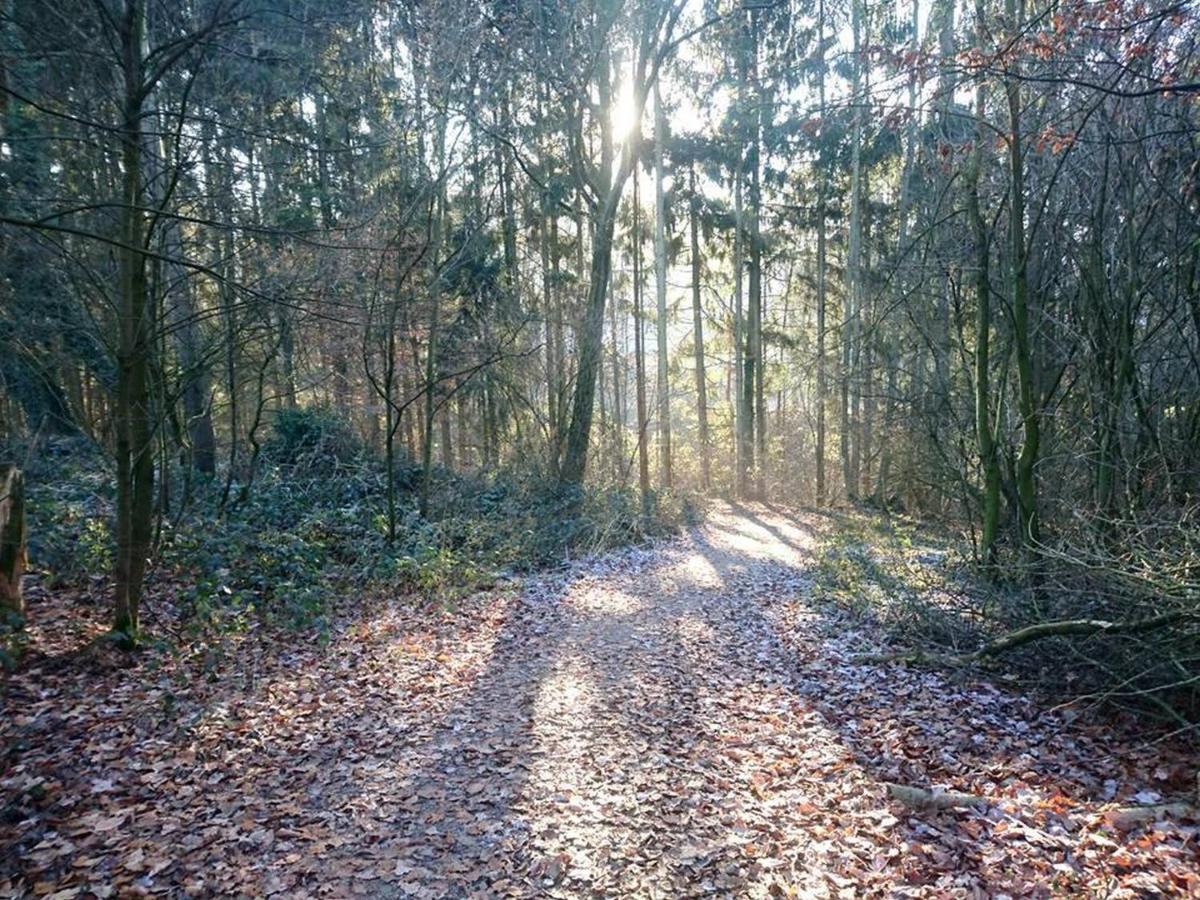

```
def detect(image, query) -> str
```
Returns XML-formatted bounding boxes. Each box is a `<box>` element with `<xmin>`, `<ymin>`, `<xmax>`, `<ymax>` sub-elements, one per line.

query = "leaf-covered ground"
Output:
<box><xmin>3</xmin><ymin>504</ymin><xmax>1198</xmax><ymax>897</ymax></box>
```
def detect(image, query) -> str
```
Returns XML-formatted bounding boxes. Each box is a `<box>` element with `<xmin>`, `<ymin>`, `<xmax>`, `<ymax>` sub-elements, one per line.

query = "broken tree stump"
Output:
<box><xmin>0</xmin><ymin>464</ymin><xmax>27</xmax><ymax>619</ymax></box>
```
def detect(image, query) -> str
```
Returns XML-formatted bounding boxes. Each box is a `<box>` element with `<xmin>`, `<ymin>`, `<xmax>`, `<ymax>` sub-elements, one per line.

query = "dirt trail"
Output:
<box><xmin>5</xmin><ymin>504</ymin><xmax>1197</xmax><ymax>898</ymax></box>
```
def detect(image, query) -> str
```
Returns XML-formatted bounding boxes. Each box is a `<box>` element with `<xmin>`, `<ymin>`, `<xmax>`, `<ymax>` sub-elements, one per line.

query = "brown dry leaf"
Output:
<box><xmin>2</xmin><ymin>505</ymin><xmax>1195</xmax><ymax>898</ymax></box>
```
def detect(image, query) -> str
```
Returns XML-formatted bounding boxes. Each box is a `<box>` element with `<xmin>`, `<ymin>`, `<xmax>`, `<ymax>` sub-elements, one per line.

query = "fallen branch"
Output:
<box><xmin>1106</xmin><ymin>801</ymin><xmax>1196</xmax><ymax>829</ymax></box>
<box><xmin>860</xmin><ymin>611</ymin><xmax>1199</xmax><ymax>666</ymax></box>
<box><xmin>886</xmin><ymin>774</ymin><xmax>1199</xmax><ymax>826</ymax></box>
<box><xmin>885</xmin><ymin>783</ymin><xmax>987</xmax><ymax>810</ymax></box>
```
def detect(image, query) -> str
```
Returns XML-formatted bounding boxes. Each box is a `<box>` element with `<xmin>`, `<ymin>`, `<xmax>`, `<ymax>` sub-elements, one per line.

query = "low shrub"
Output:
<box><xmin>261</xmin><ymin>407</ymin><xmax>365</xmax><ymax>476</ymax></box>
<box><xmin>9</xmin><ymin>414</ymin><xmax>698</xmax><ymax>643</ymax></box>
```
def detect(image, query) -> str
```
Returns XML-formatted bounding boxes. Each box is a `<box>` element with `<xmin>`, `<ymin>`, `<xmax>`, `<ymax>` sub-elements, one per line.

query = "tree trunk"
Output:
<box><xmin>689</xmin><ymin>162</ymin><xmax>711</xmax><ymax>491</ymax></box>
<box><xmin>842</xmin><ymin>0</ymin><xmax>865</xmax><ymax>503</ymax></box>
<box><xmin>633</xmin><ymin>175</ymin><xmax>651</xmax><ymax>512</ymax></box>
<box><xmin>1006</xmin><ymin>0</ymin><xmax>1040</xmax><ymax>547</ymax></box>
<box><xmin>969</xmin><ymin>0</ymin><xmax>1001</xmax><ymax>562</ymax></box>
<box><xmin>610</xmin><ymin>276</ymin><xmax>625</xmax><ymax>480</ymax></box>
<box><xmin>559</xmin><ymin>183</ymin><xmax>627</xmax><ymax>487</ymax></box>
<box><xmin>733</xmin><ymin>105</ymin><xmax>750</xmax><ymax>493</ymax></box>
<box><xmin>748</xmin><ymin>12</ymin><xmax>765</xmax><ymax>499</ymax></box>
<box><xmin>541</xmin><ymin>183</ymin><xmax>558</xmax><ymax>461</ymax></box>
<box><xmin>175</xmin><ymin>276</ymin><xmax>216</xmax><ymax>475</ymax></box>
<box><xmin>0</xmin><ymin>465</ymin><xmax>25</xmax><ymax>619</ymax></box>
<box><xmin>113</xmin><ymin>0</ymin><xmax>155</xmax><ymax>647</ymax></box>
<box><xmin>815</xmin><ymin>0</ymin><xmax>828</xmax><ymax>506</ymax></box>
<box><xmin>420</xmin><ymin>106</ymin><xmax>446</xmax><ymax>517</ymax></box>
<box><xmin>653</xmin><ymin>83</ymin><xmax>672</xmax><ymax>490</ymax></box>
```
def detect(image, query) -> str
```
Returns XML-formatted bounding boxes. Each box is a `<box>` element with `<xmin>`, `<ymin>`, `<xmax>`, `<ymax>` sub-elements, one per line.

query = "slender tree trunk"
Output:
<box><xmin>419</xmin><ymin>107</ymin><xmax>446</xmax><ymax>517</ymax></box>
<box><xmin>859</xmin><ymin>196</ymin><xmax>874</xmax><ymax>497</ymax></box>
<box><xmin>748</xmin><ymin>16</ymin><xmax>765</xmax><ymax>499</ymax></box>
<box><xmin>842</xmin><ymin>0</ymin><xmax>865</xmax><ymax>502</ymax></box>
<box><xmin>175</xmin><ymin>265</ymin><xmax>216</xmax><ymax>475</ymax></box>
<box><xmin>385</xmin><ymin>323</ymin><xmax>398</xmax><ymax>543</ymax></box>
<box><xmin>217</xmin><ymin>137</ymin><xmax>239</xmax><ymax>512</ymax></box>
<box><xmin>815</xmin><ymin>0</ymin><xmax>828</xmax><ymax>505</ymax></box>
<box><xmin>559</xmin><ymin>186</ymin><xmax>627</xmax><ymax>487</ymax></box>
<box><xmin>689</xmin><ymin>162</ymin><xmax>711</xmax><ymax>490</ymax></box>
<box><xmin>652</xmin><ymin>83</ymin><xmax>672</xmax><ymax>490</ymax></box>
<box><xmin>633</xmin><ymin>175</ymin><xmax>651</xmax><ymax>512</ymax></box>
<box><xmin>1006</xmin><ymin>0</ymin><xmax>1039</xmax><ymax>547</ymax></box>
<box><xmin>610</xmin><ymin>279</ymin><xmax>625</xmax><ymax>480</ymax></box>
<box><xmin>0</xmin><ymin>465</ymin><xmax>26</xmax><ymax>620</ymax></box>
<box><xmin>733</xmin><ymin>115</ymin><xmax>749</xmax><ymax>493</ymax></box>
<box><xmin>968</xmin><ymin>0</ymin><xmax>1000</xmax><ymax>561</ymax></box>
<box><xmin>440</xmin><ymin>401</ymin><xmax>453</xmax><ymax>469</ymax></box>
<box><xmin>113</xmin><ymin>0</ymin><xmax>154</xmax><ymax>646</ymax></box>
<box><xmin>541</xmin><ymin>186</ymin><xmax>558</xmax><ymax>456</ymax></box>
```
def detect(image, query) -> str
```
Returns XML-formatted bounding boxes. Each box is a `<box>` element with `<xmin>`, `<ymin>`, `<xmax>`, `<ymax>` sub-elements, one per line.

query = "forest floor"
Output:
<box><xmin>3</xmin><ymin>503</ymin><xmax>1199</xmax><ymax>898</ymax></box>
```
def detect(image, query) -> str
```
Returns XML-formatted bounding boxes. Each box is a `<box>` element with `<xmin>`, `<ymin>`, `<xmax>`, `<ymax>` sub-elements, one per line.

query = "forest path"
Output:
<box><xmin>373</xmin><ymin>502</ymin><xmax>838</xmax><ymax>896</ymax></box>
<box><xmin>7</xmin><ymin>504</ymin><xmax>1196</xmax><ymax>897</ymax></box>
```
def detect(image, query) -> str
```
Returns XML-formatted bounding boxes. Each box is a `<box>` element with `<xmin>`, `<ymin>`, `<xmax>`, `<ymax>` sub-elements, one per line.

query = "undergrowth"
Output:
<box><xmin>810</xmin><ymin>507</ymin><xmax>1200</xmax><ymax>728</ymax></box>
<box><xmin>14</xmin><ymin>410</ymin><xmax>696</xmax><ymax>647</ymax></box>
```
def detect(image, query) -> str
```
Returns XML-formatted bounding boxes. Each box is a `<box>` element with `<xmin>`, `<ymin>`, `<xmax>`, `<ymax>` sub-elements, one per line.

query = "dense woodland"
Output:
<box><xmin>3</xmin><ymin>0</ymin><xmax>1200</xmax><ymax>894</ymax></box>
<box><xmin>2</xmin><ymin>0</ymin><xmax>1199</xmax><ymax>690</ymax></box>
<box><xmin>3</xmin><ymin>0</ymin><xmax>1200</xmax><ymax>692</ymax></box>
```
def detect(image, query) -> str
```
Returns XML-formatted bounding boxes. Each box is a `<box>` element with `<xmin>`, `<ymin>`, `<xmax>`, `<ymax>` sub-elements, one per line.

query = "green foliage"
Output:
<box><xmin>20</xmin><ymin>441</ymin><xmax>111</xmax><ymax>587</ymax></box>
<box><xmin>12</xmin><ymin>413</ymin><xmax>694</xmax><ymax>642</ymax></box>
<box><xmin>261</xmin><ymin>407</ymin><xmax>365</xmax><ymax>476</ymax></box>
<box><xmin>809</xmin><ymin>512</ymin><xmax>975</xmax><ymax>647</ymax></box>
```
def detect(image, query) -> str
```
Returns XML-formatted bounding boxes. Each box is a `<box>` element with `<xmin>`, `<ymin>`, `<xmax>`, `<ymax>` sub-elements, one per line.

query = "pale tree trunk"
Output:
<box><xmin>970</xmin><ymin>0</ymin><xmax>1001</xmax><ymax>561</ymax></box>
<box><xmin>748</xmin><ymin>11</ymin><xmax>765</xmax><ymax>498</ymax></box>
<box><xmin>550</xmin><ymin>212</ymin><xmax>564</xmax><ymax>464</ymax></box>
<box><xmin>540</xmin><ymin>181</ymin><xmax>558</xmax><ymax>458</ymax></box>
<box><xmin>440</xmin><ymin>398</ymin><xmax>453</xmax><ymax>468</ymax></box>
<box><xmin>733</xmin><ymin>114</ymin><xmax>749</xmax><ymax>492</ymax></box>
<box><xmin>216</xmin><ymin>135</ymin><xmax>239</xmax><ymax>512</ymax></box>
<box><xmin>842</xmin><ymin>0</ymin><xmax>865</xmax><ymax>502</ymax></box>
<box><xmin>815</xmin><ymin>0</ymin><xmax>828</xmax><ymax>506</ymax></box>
<box><xmin>633</xmin><ymin>175</ymin><xmax>651</xmax><ymax>511</ymax></box>
<box><xmin>876</xmin><ymin>357</ymin><xmax>898</xmax><ymax>503</ymax></box>
<box><xmin>419</xmin><ymin>102</ymin><xmax>446</xmax><ymax>518</ymax></box>
<box><xmin>1006</xmin><ymin>0</ymin><xmax>1040</xmax><ymax>548</ymax></box>
<box><xmin>859</xmin><ymin>197</ymin><xmax>874</xmax><ymax>497</ymax></box>
<box><xmin>609</xmin><ymin>280</ymin><xmax>625</xmax><ymax>480</ymax></box>
<box><xmin>498</xmin><ymin>90</ymin><xmax>519</xmax><ymax>306</ymax></box>
<box><xmin>689</xmin><ymin>162</ymin><xmax>711</xmax><ymax>490</ymax></box>
<box><xmin>653</xmin><ymin>82</ymin><xmax>672</xmax><ymax>489</ymax></box>
<box><xmin>877</xmin><ymin>0</ymin><xmax>919</xmax><ymax>508</ymax></box>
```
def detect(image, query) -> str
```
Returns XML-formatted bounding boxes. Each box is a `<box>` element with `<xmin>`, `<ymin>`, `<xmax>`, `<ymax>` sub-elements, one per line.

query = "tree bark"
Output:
<box><xmin>1006</xmin><ymin>0</ymin><xmax>1040</xmax><ymax>548</ymax></box>
<box><xmin>633</xmin><ymin>175</ymin><xmax>651</xmax><ymax>511</ymax></box>
<box><xmin>969</xmin><ymin>0</ymin><xmax>1000</xmax><ymax>562</ymax></box>
<box><xmin>0</xmin><ymin>465</ymin><xmax>25</xmax><ymax>619</ymax></box>
<box><xmin>653</xmin><ymin>82</ymin><xmax>672</xmax><ymax>489</ymax></box>
<box><xmin>843</xmin><ymin>0</ymin><xmax>865</xmax><ymax>502</ymax></box>
<box><xmin>689</xmin><ymin>162</ymin><xmax>710</xmax><ymax>490</ymax></box>
<box><xmin>815</xmin><ymin>0</ymin><xmax>828</xmax><ymax>506</ymax></box>
<box><xmin>113</xmin><ymin>0</ymin><xmax>155</xmax><ymax>646</ymax></box>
